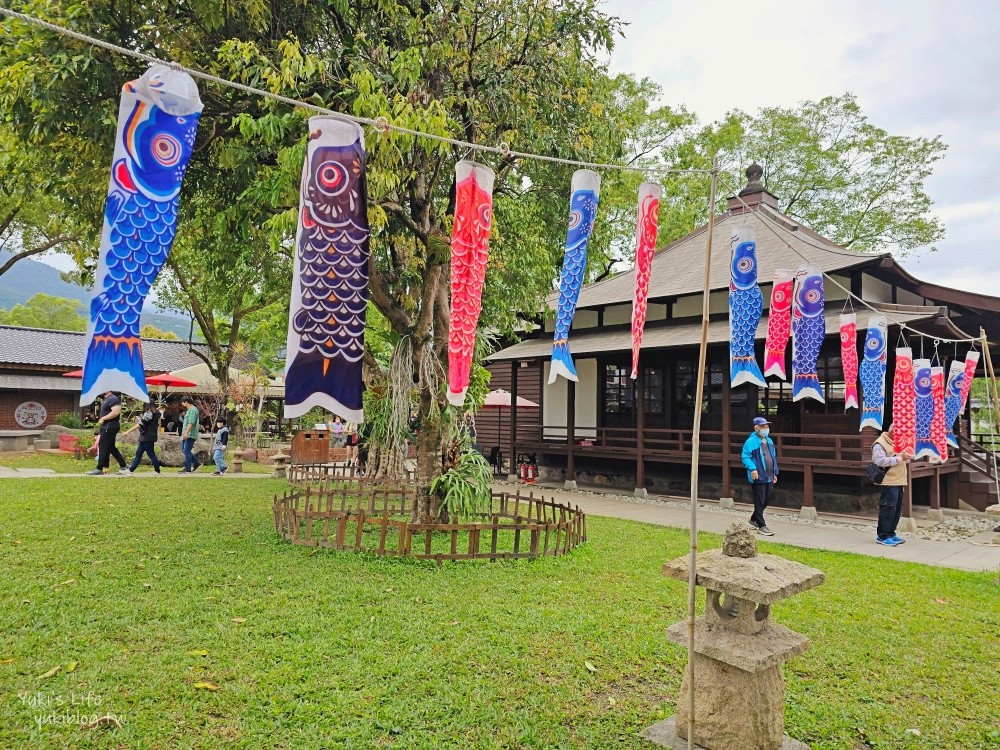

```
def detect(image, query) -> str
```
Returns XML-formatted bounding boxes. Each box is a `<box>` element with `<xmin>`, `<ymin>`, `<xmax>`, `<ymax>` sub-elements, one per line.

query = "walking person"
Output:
<box><xmin>179</xmin><ymin>396</ymin><xmax>202</xmax><ymax>473</ymax></box>
<box><xmin>871</xmin><ymin>423</ymin><xmax>914</xmax><ymax>546</ymax></box>
<box><xmin>124</xmin><ymin>402</ymin><xmax>163</xmax><ymax>474</ymax></box>
<box><xmin>741</xmin><ymin>416</ymin><xmax>779</xmax><ymax>536</ymax></box>
<box><xmin>346</xmin><ymin>422</ymin><xmax>359</xmax><ymax>468</ymax></box>
<box><xmin>211</xmin><ymin>417</ymin><xmax>230</xmax><ymax>476</ymax></box>
<box><xmin>87</xmin><ymin>390</ymin><xmax>130</xmax><ymax>475</ymax></box>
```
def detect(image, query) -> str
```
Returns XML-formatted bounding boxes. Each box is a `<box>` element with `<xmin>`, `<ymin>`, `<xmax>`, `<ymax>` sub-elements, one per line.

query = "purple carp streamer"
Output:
<box><xmin>728</xmin><ymin>226</ymin><xmax>766</xmax><ymax>388</ymax></box>
<box><xmin>284</xmin><ymin>117</ymin><xmax>371</xmax><ymax>423</ymax></box>
<box><xmin>791</xmin><ymin>264</ymin><xmax>825</xmax><ymax>403</ymax></box>
<box><xmin>80</xmin><ymin>66</ymin><xmax>202</xmax><ymax>405</ymax></box>
<box><xmin>549</xmin><ymin>170</ymin><xmax>601</xmax><ymax>384</ymax></box>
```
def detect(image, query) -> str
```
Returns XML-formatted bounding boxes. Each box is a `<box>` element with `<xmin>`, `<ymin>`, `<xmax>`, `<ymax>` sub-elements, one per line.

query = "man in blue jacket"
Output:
<box><xmin>741</xmin><ymin>416</ymin><xmax>778</xmax><ymax>536</ymax></box>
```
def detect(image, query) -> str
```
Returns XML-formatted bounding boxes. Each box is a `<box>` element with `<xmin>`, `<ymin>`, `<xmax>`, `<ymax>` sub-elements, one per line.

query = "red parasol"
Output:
<box><xmin>62</xmin><ymin>370</ymin><xmax>197</xmax><ymax>396</ymax></box>
<box><xmin>144</xmin><ymin>373</ymin><xmax>198</xmax><ymax>388</ymax></box>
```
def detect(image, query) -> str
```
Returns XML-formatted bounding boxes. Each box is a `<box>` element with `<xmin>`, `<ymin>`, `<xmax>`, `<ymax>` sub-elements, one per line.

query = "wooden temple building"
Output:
<box><xmin>482</xmin><ymin>167</ymin><xmax>1000</xmax><ymax>521</ymax></box>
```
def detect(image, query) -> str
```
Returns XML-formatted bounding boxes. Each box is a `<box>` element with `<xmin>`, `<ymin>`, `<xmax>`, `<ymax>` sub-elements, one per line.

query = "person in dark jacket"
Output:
<box><xmin>211</xmin><ymin>417</ymin><xmax>230</xmax><ymax>476</ymax></box>
<box><xmin>741</xmin><ymin>416</ymin><xmax>779</xmax><ymax>536</ymax></box>
<box><xmin>125</xmin><ymin>402</ymin><xmax>163</xmax><ymax>474</ymax></box>
<box><xmin>86</xmin><ymin>390</ymin><xmax>130</xmax><ymax>475</ymax></box>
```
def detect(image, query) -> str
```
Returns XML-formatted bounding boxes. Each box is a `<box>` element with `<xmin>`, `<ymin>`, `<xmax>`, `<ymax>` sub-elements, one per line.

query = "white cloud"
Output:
<box><xmin>605</xmin><ymin>0</ymin><xmax>1000</xmax><ymax>298</ymax></box>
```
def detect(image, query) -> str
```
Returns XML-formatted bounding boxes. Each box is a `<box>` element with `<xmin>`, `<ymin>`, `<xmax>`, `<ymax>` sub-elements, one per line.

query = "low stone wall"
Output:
<box><xmin>538</xmin><ymin>462</ymin><xmax>882</xmax><ymax>515</ymax></box>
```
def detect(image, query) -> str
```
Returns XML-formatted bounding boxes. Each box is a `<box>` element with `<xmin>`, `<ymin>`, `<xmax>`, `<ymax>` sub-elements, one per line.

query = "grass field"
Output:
<box><xmin>0</xmin><ymin>478</ymin><xmax>997</xmax><ymax>749</ymax></box>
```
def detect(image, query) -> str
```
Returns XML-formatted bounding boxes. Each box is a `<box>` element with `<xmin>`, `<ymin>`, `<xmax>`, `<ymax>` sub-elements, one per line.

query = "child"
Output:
<box><xmin>211</xmin><ymin>417</ymin><xmax>230</xmax><ymax>476</ymax></box>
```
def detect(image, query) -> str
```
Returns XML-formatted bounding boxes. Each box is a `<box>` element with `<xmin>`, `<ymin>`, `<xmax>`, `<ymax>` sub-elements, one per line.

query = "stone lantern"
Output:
<box><xmin>643</xmin><ymin>523</ymin><xmax>824</xmax><ymax>750</ymax></box>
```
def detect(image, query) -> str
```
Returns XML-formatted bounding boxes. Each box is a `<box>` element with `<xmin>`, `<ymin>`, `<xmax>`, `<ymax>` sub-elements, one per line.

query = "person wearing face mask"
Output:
<box><xmin>741</xmin><ymin>416</ymin><xmax>779</xmax><ymax>535</ymax></box>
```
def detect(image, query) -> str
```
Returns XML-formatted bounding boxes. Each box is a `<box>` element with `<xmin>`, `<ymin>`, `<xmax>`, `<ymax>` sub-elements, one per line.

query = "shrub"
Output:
<box><xmin>431</xmin><ymin>448</ymin><xmax>492</xmax><ymax>521</ymax></box>
<box><xmin>54</xmin><ymin>411</ymin><xmax>82</xmax><ymax>428</ymax></box>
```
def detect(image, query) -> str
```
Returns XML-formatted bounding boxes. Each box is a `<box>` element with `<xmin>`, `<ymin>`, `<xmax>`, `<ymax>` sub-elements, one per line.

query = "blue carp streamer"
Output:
<box><xmin>549</xmin><ymin>169</ymin><xmax>601</xmax><ymax>384</ymax></box>
<box><xmin>284</xmin><ymin>117</ymin><xmax>371</xmax><ymax>423</ymax></box>
<box><xmin>791</xmin><ymin>265</ymin><xmax>826</xmax><ymax>403</ymax></box>
<box><xmin>728</xmin><ymin>226</ymin><xmax>766</xmax><ymax>388</ymax></box>
<box><xmin>80</xmin><ymin>66</ymin><xmax>202</xmax><ymax>404</ymax></box>
<box><xmin>858</xmin><ymin>316</ymin><xmax>888</xmax><ymax>430</ymax></box>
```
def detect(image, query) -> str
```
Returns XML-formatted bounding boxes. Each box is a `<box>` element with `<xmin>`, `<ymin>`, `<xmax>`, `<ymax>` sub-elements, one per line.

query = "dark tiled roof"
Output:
<box><xmin>0</xmin><ymin>325</ymin><xmax>228</xmax><ymax>372</ymax></box>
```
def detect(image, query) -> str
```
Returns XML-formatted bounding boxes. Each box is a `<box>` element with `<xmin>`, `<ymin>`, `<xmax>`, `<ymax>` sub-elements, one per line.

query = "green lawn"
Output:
<box><xmin>0</xmin><ymin>479</ymin><xmax>997</xmax><ymax>750</ymax></box>
<box><xmin>0</xmin><ymin>450</ymin><xmax>275</xmax><ymax>474</ymax></box>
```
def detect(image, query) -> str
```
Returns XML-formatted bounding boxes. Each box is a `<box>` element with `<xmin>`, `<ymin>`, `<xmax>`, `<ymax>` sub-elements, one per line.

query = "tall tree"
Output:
<box><xmin>0</xmin><ymin>293</ymin><xmax>86</xmax><ymax>330</ymax></box>
<box><xmin>646</xmin><ymin>94</ymin><xmax>947</xmax><ymax>254</ymax></box>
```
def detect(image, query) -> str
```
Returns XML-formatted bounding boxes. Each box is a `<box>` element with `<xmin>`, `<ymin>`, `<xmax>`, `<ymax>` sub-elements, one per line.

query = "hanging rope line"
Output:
<box><xmin>0</xmin><ymin>6</ymin><xmax>711</xmax><ymax>177</ymax></box>
<box><xmin>723</xmin><ymin>188</ymin><xmax>984</xmax><ymax>345</ymax></box>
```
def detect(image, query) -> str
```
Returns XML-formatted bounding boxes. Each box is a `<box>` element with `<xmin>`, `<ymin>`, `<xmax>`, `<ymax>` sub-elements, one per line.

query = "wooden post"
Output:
<box><xmin>565</xmin><ymin>380</ymin><xmax>577</xmax><ymax>489</ymax></box>
<box><xmin>635</xmin><ymin>357</ymin><xmax>646</xmax><ymax>498</ymax></box>
<box><xmin>508</xmin><ymin>361</ymin><xmax>519</xmax><ymax>480</ymax></box>
<box><xmin>930</xmin><ymin>467</ymin><xmax>941</xmax><ymax>509</ymax></box>
<box><xmin>686</xmin><ymin>159</ymin><xmax>718</xmax><ymax>750</ymax></box>
<box><xmin>802</xmin><ymin>466</ymin><xmax>815</xmax><ymax>515</ymax></box>
<box><xmin>982</xmin><ymin>328</ymin><xmax>1000</xmax><ymax>431</ymax></box>
<box><xmin>720</xmin><ymin>371</ymin><xmax>732</xmax><ymax>500</ymax></box>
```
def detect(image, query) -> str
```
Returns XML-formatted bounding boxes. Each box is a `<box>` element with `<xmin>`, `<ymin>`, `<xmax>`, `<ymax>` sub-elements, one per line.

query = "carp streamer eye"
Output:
<box><xmin>737</xmin><ymin>257</ymin><xmax>754</xmax><ymax>273</ymax></box>
<box><xmin>317</xmin><ymin>161</ymin><xmax>349</xmax><ymax>196</ymax></box>
<box><xmin>151</xmin><ymin>134</ymin><xmax>182</xmax><ymax>166</ymax></box>
<box><xmin>806</xmin><ymin>288</ymin><xmax>821</xmax><ymax>304</ymax></box>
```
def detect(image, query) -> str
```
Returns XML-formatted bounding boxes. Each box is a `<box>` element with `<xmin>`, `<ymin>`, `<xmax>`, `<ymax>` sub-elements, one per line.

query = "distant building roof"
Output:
<box><xmin>0</xmin><ymin>325</ymin><xmax>251</xmax><ymax>372</ymax></box>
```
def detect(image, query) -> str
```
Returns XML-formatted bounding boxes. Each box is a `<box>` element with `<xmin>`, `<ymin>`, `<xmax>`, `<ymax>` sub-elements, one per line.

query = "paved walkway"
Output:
<box><xmin>498</xmin><ymin>480</ymin><xmax>1000</xmax><ymax>573</ymax></box>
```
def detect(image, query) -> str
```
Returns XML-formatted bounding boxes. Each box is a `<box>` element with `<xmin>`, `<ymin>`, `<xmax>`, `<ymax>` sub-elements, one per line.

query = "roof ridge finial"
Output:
<box><xmin>739</xmin><ymin>163</ymin><xmax>765</xmax><ymax>196</ymax></box>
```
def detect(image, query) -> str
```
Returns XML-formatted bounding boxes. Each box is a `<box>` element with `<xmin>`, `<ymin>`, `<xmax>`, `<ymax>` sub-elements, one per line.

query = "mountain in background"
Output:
<box><xmin>0</xmin><ymin>251</ymin><xmax>194</xmax><ymax>339</ymax></box>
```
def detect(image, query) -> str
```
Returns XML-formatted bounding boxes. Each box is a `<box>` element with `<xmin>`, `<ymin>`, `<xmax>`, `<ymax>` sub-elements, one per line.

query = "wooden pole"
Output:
<box><xmin>686</xmin><ymin>159</ymin><xmax>718</xmax><ymax>750</ymax></box>
<box><xmin>982</xmin><ymin>328</ymin><xmax>1000</xmax><ymax>430</ymax></box>
<box><xmin>636</xmin><ymin>354</ymin><xmax>645</xmax><ymax>493</ymax></box>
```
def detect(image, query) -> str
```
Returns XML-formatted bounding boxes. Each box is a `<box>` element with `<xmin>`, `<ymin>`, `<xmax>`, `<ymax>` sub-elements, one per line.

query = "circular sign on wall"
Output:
<box><xmin>14</xmin><ymin>401</ymin><xmax>47</xmax><ymax>429</ymax></box>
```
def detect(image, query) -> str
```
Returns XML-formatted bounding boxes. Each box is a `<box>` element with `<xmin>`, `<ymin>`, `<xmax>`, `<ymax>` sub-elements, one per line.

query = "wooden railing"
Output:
<box><xmin>958</xmin><ymin>432</ymin><xmax>999</xmax><ymax>484</ymax></box>
<box><xmin>972</xmin><ymin>432</ymin><xmax>1000</xmax><ymax>453</ymax></box>
<box><xmin>521</xmin><ymin>425</ymin><xmax>869</xmax><ymax>466</ymax></box>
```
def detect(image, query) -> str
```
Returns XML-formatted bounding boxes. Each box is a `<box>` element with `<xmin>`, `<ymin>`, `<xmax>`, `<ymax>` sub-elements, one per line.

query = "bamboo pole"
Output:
<box><xmin>982</xmin><ymin>328</ymin><xmax>1000</xmax><ymax>431</ymax></box>
<box><xmin>686</xmin><ymin>158</ymin><xmax>719</xmax><ymax>749</ymax></box>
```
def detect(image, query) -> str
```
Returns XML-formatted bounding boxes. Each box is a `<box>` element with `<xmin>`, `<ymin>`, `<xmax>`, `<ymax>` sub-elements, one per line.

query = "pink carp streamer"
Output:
<box><xmin>892</xmin><ymin>347</ymin><xmax>916</xmax><ymax>455</ymax></box>
<box><xmin>763</xmin><ymin>269</ymin><xmax>794</xmax><ymax>379</ymax></box>
<box><xmin>447</xmin><ymin>160</ymin><xmax>495</xmax><ymax>407</ymax></box>
<box><xmin>959</xmin><ymin>350</ymin><xmax>980</xmax><ymax>412</ymax></box>
<box><xmin>930</xmin><ymin>366</ymin><xmax>948</xmax><ymax>462</ymax></box>
<box><xmin>840</xmin><ymin>313</ymin><xmax>859</xmax><ymax>409</ymax></box>
<box><xmin>630</xmin><ymin>182</ymin><xmax>662</xmax><ymax>379</ymax></box>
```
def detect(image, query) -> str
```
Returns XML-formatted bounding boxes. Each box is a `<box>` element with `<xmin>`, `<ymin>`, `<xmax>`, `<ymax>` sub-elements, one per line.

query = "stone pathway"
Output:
<box><xmin>495</xmin><ymin>480</ymin><xmax>1000</xmax><ymax>573</ymax></box>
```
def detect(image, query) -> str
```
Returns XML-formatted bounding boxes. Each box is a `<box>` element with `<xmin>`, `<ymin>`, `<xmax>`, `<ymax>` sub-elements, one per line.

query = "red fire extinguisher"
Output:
<box><xmin>518</xmin><ymin>459</ymin><xmax>527</xmax><ymax>481</ymax></box>
<box><xmin>526</xmin><ymin>463</ymin><xmax>536</xmax><ymax>484</ymax></box>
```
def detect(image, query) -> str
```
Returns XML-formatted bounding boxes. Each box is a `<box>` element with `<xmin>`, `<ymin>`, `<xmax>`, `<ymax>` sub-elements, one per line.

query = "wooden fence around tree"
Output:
<box><xmin>273</xmin><ymin>471</ymin><xmax>586</xmax><ymax>563</ymax></box>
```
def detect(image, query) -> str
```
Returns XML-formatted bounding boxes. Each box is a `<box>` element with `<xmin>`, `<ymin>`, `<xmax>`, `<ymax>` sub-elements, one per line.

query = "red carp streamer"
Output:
<box><xmin>447</xmin><ymin>160</ymin><xmax>495</xmax><ymax>407</ymax></box>
<box><xmin>630</xmin><ymin>182</ymin><xmax>662</xmax><ymax>378</ymax></box>
<box><xmin>840</xmin><ymin>313</ymin><xmax>859</xmax><ymax>409</ymax></box>
<box><xmin>763</xmin><ymin>269</ymin><xmax>794</xmax><ymax>380</ymax></box>
<box><xmin>892</xmin><ymin>347</ymin><xmax>916</xmax><ymax>455</ymax></box>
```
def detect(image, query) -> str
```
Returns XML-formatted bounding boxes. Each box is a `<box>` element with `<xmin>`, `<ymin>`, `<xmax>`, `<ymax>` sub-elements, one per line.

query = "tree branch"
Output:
<box><xmin>0</xmin><ymin>234</ymin><xmax>80</xmax><ymax>277</ymax></box>
<box><xmin>368</xmin><ymin>253</ymin><xmax>413</xmax><ymax>334</ymax></box>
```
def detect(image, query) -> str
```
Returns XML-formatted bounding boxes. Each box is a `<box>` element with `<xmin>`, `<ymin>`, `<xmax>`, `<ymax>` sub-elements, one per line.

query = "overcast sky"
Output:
<box><xmin>605</xmin><ymin>0</ymin><xmax>1000</xmax><ymax>296</ymax></box>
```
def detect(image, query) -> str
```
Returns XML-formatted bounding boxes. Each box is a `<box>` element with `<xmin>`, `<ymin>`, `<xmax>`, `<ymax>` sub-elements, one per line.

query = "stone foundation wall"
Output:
<box><xmin>538</xmin><ymin>461</ymin><xmax>883</xmax><ymax>515</ymax></box>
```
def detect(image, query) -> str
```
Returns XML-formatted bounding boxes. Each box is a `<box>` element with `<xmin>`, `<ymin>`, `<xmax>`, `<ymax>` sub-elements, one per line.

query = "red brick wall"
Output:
<box><xmin>0</xmin><ymin>391</ymin><xmax>78</xmax><ymax>430</ymax></box>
